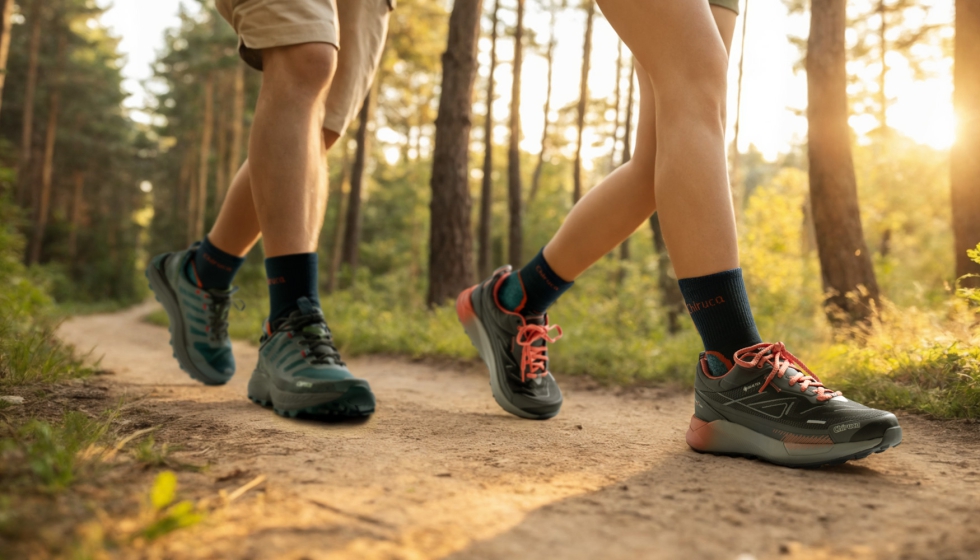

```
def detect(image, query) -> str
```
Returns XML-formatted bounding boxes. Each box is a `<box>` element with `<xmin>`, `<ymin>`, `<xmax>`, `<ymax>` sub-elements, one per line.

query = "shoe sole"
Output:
<box><xmin>686</xmin><ymin>415</ymin><xmax>903</xmax><ymax>468</ymax></box>
<box><xmin>247</xmin><ymin>367</ymin><xmax>375</xmax><ymax>419</ymax></box>
<box><xmin>456</xmin><ymin>286</ymin><xmax>559</xmax><ymax>420</ymax></box>
<box><xmin>145</xmin><ymin>257</ymin><xmax>231</xmax><ymax>386</ymax></box>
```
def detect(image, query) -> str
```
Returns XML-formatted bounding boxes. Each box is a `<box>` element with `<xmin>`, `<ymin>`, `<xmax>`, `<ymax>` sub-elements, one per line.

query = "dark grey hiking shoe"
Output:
<box><xmin>456</xmin><ymin>266</ymin><xmax>564</xmax><ymax>420</ymax></box>
<box><xmin>146</xmin><ymin>243</ymin><xmax>236</xmax><ymax>385</ymax></box>
<box><xmin>247</xmin><ymin>297</ymin><xmax>375</xmax><ymax>418</ymax></box>
<box><xmin>687</xmin><ymin>342</ymin><xmax>902</xmax><ymax>468</ymax></box>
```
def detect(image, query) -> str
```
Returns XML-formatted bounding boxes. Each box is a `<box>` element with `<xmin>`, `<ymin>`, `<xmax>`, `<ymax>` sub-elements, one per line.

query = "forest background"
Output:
<box><xmin>0</xmin><ymin>0</ymin><xmax>979</xmax><ymax>420</ymax></box>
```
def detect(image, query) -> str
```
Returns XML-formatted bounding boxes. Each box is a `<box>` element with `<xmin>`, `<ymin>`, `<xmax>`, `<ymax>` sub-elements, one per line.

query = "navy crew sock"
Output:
<box><xmin>265</xmin><ymin>253</ymin><xmax>320</xmax><ymax>323</ymax></box>
<box><xmin>677</xmin><ymin>268</ymin><xmax>762</xmax><ymax>374</ymax></box>
<box><xmin>498</xmin><ymin>248</ymin><xmax>574</xmax><ymax>316</ymax></box>
<box><xmin>185</xmin><ymin>236</ymin><xmax>245</xmax><ymax>290</ymax></box>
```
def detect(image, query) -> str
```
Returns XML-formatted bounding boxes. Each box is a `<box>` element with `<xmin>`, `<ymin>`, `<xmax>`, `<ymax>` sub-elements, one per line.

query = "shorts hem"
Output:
<box><xmin>239</xmin><ymin>21</ymin><xmax>339</xmax><ymax>70</ymax></box>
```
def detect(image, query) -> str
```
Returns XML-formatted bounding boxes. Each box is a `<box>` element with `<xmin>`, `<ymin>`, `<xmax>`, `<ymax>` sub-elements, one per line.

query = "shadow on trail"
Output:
<box><xmin>444</xmin><ymin>449</ymin><xmax>945</xmax><ymax>560</ymax></box>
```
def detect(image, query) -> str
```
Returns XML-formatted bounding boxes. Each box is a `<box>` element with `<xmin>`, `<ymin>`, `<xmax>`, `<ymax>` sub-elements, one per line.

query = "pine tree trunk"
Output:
<box><xmin>649</xmin><ymin>214</ymin><xmax>684</xmax><ymax>333</ymax></box>
<box><xmin>228</xmin><ymin>62</ymin><xmax>246</xmax><ymax>189</ymax></box>
<box><xmin>807</xmin><ymin>0</ymin><xmax>880</xmax><ymax>324</ymax></box>
<box><xmin>618</xmin><ymin>62</ymin><xmax>635</xmax><ymax>263</ymax></box>
<box><xmin>28</xmin><ymin>30</ymin><xmax>66</xmax><ymax>266</ymax></box>
<box><xmin>528</xmin><ymin>6</ymin><xmax>557</xmax><ymax>204</ymax></box>
<box><xmin>731</xmin><ymin>0</ymin><xmax>749</xmax><ymax>218</ymax></box>
<box><xmin>68</xmin><ymin>170</ymin><xmax>84</xmax><ymax>262</ymax></box>
<box><xmin>214</xmin><ymin>73</ymin><xmax>228</xmax><ymax>208</ymax></box>
<box><xmin>195</xmin><ymin>74</ymin><xmax>214</xmax><ymax>241</ymax></box>
<box><xmin>341</xmin><ymin>90</ymin><xmax>373</xmax><ymax>274</ymax></box>
<box><xmin>427</xmin><ymin>0</ymin><xmax>482</xmax><ymax>306</ymax></box>
<box><xmin>327</xmin><ymin>147</ymin><xmax>351</xmax><ymax>293</ymax></box>
<box><xmin>506</xmin><ymin>0</ymin><xmax>525</xmax><ymax>266</ymax></box>
<box><xmin>0</xmin><ymin>0</ymin><xmax>16</xmax><ymax>119</ymax></box>
<box><xmin>572</xmin><ymin>0</ymin><xmax>595</xmax><ymax>205</ymax></box>
<box><xmin>17</xmin><ymin>0</ymin><xmax>44</xmax><ymax>207</ymax></box>
<box><xmin>478</xmin><ymin>0</ymin><xmax>499</xmax><ymax>279</ymax></box>
<box><xmin>952</xmin><ymin>0</ymin><xmax>980</xmax><ymax>287</ymax></box>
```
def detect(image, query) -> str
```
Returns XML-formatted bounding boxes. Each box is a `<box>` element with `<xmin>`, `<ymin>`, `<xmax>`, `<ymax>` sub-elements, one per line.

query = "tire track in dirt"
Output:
<box><xmin>58</xmin><ymin>303</ymin><xmax>980</xmax><ymax>560</ymax></box>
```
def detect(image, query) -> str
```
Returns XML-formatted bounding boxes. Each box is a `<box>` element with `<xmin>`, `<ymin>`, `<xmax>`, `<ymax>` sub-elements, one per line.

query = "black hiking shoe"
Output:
<box><xmin>687</xmin><ymin>342</ymin><xmax>902</xmax><ymax>467</ymax></box>
<box><xmin>146</xmin><ymin>243</ymin><xmax>237</xmax><ymax>385</ymax></box>
<box><xmin>456</xmin><ymin>266</ymin><xmax>564</xmax><ymax>420</ymax></box>
<box><xmin>247</xmin><ymin>297</ymin><xmax>375</xmax><ymax>418</ymax></box>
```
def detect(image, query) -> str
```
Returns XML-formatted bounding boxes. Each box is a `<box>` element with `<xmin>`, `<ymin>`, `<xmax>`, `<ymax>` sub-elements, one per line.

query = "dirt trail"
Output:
<box><xmin>58</xmin><ymin>303</ymin><xmax>980</xmax><ymax>560</ymax></box>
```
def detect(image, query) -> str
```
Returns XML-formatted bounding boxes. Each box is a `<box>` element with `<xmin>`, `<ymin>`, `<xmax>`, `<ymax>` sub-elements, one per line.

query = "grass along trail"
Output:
<box><xmin>54</xmin><ymin>302</ymin><xmax>980</xmax><ymax>559</ymax></box>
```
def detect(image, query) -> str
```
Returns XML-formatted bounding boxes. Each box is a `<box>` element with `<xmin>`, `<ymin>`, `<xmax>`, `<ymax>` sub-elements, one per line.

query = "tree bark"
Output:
<box><xmin>528</xmin><ymin>4</ymin><xmax>557</xmax><ymax>203</ymax></box>
<box><xmin>506</xmin><ymin>0</ymin><xmax>525</xmax><ymax>266</ymax></box>
<box><xmin>478</xmin><ymin>0</ymin><xmax>500</xmax><ymax>279</ymax></box>
<box><xmin>427</xmin><ymin>0</ymin><xmax>483</xmax><ymax>306</ymax></box>
<box><xmin>0</xmin><ymin>0</ymin><xmax>16</xmax><ymax>119</ymax></box>
<box><xmin>327</xmin><ymin>147</ymin><xmax>351</xmax><ymax>293</ymax></box>
<box><xmin>28</xmin><ymin>29</ymin><xmax>66</xmax><ymax>266</ymax></box>
<box><xmin>952</xmin><ymin>0</ymin><xmax>980</xmax><ymax>287</ymax></box>
<box><xmin>17</xmin><ymin>0</ymin><xmax>44</xmax><ymax>207</ymax></box>
<box><xmin>341</xmin><ymin>90</ymin><xmax>373</xmax><ymax>274</ymax></box>
<box><xmin>228</xmin><ymin>61</ymin><xmax>246</xmax><ymax>191</ymax></box>
<box><xmin>68</xmin><ymin>170</ymin><xmax>84</xmax><ymax>262</ymax></box>
<box><xmin>649</xmin><ymin>214</ymin><xmax>684</xmax><ymax>334</ymax></box>
<box><xmin>618</xmin><ymin>62</ymin><xmax>635</xmax><ymax>263</ymax></box>
<box><xmin>214</xmin><ymin>72</ymin><xmax>229</xmax><ymax>208</ymax></box>
<box><xmin>807</xmin><ymin>0</ymin><xmax>880</xmax><ymax>324</ymax></box>
<box><xmin>572</xmin><ymin>0</ymin><xmax>595</xmax><ymax>204</ymax></box>
<box><xmin>731</xmin><ymin>0</ymin><xmax>749</xmax><ymax>218</ymax></box>
<box><xmin>194</xmin><ymin>73</ymin><xmax>215</xmax><ymax>241</ymax></box>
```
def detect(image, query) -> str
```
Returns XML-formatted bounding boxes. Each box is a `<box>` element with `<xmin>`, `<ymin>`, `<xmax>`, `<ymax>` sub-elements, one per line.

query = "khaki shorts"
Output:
<box><xmin>215</xmin><ymin>0</ymin><xmax>392</xmax><ymax>136</ymax></box>
<box><xmin>709</xmin><ymin>0</ymin><xmax>739</xmax><ymax>15</ymax></box>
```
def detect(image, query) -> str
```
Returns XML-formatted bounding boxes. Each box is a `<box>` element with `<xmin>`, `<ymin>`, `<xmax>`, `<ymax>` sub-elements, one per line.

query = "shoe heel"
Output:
<box><xmin>455</xmin><ymin>286</ymin><xmax>477</xmax><ymax>324</ymax></box>
<box><xmin>685</xmin><ymin>415</ymin><xmax>717</xmax><ymax>452</ymax></box>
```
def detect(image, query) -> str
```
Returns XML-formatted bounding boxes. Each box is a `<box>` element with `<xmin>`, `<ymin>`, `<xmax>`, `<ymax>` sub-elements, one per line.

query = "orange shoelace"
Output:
<box><xmin>515</xmin><ymin>322</ymin><xmax>563</xmax><ymax>382</ymax></box>
<box><xmin>733</xmin><ymin>342</ymin><xmax>842</xmax><ymax>402</ymax></box>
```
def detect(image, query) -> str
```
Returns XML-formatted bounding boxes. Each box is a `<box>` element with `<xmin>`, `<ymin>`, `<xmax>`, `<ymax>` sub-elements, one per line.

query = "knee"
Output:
<box><xmin>262</xmin><ymin>43</ymin><xmax>338</xmax><ymax>100</ymax></box>
<box><xmin>655</xmin><ymin>51</ymin><xmax>728</xmax><ymax>132</ymax></box>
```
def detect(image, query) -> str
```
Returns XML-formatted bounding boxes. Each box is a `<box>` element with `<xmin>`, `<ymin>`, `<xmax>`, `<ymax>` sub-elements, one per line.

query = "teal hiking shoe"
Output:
<box><xmin>687</xmin><ymin>342</ymin><xmax>902</xmax><ymax>468</ymax></box>
<box><xmin>146</xmin><ymin>243</ymin><xmax>237</xmax><ymax>385</ymax></box>
<box><xmin>456</xmin><ymin>266</ymin><xmax>564</xmax><ymax>420</ymax></box>
<box><xmin>247</xmin><ymin>297</ymin><xmax>375</xmax><ymax>418</ymax></box>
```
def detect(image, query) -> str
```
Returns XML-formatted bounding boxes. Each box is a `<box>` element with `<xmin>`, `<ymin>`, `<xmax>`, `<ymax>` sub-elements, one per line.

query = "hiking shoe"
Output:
<box><xmin>456</xmin><ymin>266</ymin><xmax>564</xmax><ymax>420</ymax></box>
<box><xmin>146</xmin><ymin>243</ymin><xmax>236</xmax><ymax>385</ymax></box>
<box><xmin>247</xmin><ymin>297</ymin><xmax>375</xmax><ymax>418</ymax></box>
<box><xmin>687</xmin><ymin>342</ymin><xmax>902</xmax><ymax>468</ymax></box>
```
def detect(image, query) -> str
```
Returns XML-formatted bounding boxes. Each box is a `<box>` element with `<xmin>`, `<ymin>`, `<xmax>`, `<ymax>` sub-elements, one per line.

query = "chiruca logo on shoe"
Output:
<box><xmin>687</xmin><ymin>296</ymin><xmax>726</xmax><ymax>314</ymax></box>
<box><xmin>833</xmin><ymin>421</ymin><xmax>861</xmax><ymax>433</ymax></box>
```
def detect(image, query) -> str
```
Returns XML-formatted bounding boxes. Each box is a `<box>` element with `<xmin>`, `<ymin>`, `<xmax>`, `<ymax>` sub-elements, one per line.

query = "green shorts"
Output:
<box><xmin>709</xmin><ymin>0</ymin><xmax>739</xmax><ymax>15</ymax></box>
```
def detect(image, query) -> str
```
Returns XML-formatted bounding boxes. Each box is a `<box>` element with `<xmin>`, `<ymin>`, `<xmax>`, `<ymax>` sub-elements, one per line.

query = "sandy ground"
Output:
<box><xmin>56</xmin><ymin>302</ymin><xmax>980</xmax><ymax>560</ymax></box>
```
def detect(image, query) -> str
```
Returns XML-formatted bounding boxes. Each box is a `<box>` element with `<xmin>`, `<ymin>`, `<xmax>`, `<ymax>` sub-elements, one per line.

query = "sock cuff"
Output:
<box><xmin>265</xmin><ymin>253</ymin><xmax>319</xmax><ymax>281</ymax></box>
<box><xmin>200</xmin><ymin>236</ymin><xmax>245</xmax><ymax>270</ymax></box>
<box><xmin>522</xmin><ymin>248</ymin><xmax>573</xmax><ymax>291</ymax></box>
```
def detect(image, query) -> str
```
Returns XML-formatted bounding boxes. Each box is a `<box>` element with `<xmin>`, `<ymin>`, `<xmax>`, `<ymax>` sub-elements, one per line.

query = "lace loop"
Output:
<box><xmin>734</xmin><ymin>342</ymin><xmax>841</xmax><ymax>402</ymax></box>
<box><xmin>284</xmin><ymin>311</ymin><xmax>345</xmax><ymax>366</ymax></box>
<box><xmin>515</xmin><ymin>322</ymin><xmax>563</xmax><ymax>382</ymax></box>
<box><xmin>204</xmin><ymin>287</ymin><xmax>239</xmax><ymax>341</ymax></box>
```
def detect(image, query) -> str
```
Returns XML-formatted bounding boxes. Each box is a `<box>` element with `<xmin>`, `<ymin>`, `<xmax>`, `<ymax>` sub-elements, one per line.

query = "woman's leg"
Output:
<box><xmin>544</xmin><ymin>6</ymin><xmax>737</xmax><ymax>282</ymax></box>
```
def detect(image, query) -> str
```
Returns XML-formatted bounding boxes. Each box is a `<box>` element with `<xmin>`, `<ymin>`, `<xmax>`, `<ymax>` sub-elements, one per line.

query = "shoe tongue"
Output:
<box><xmin>297</xmin><ymin>296</ymin><xmax>318</xmax><ymax>315</ymax></box>
<box><xmin>302</xmin><ymin>324</ymin><xmax>328</xmax><ymax>338</ymax></box>
<box><xmin>524</xmin><ymin>314</ymin><xmax>546</xmax><ymax>326</ymax></box>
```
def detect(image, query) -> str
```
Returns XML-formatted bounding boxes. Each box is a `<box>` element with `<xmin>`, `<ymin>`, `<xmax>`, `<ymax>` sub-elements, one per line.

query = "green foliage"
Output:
<box><xmin>956</xmin><ymin>243</ymin><xmax>980</xmax><ymax>308</ymax></box>
<box><xmin>139</xmin><ymin>471</ymin><xmax>205</xmax><ymax>541</ymax></box>
<box><xmin>816</xmin><ymin>300</ymin><xmax>980</xmax><ymax>418</ymax></box>
<box><xmin>0</xmin><ymin>196</ymin><xmax>94</xmax><ymax>387</ymax></box>
<box><xmin>0</xmin><ymin>410</ymin><xmax>116</xmax><ymax>491</ymax></box>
